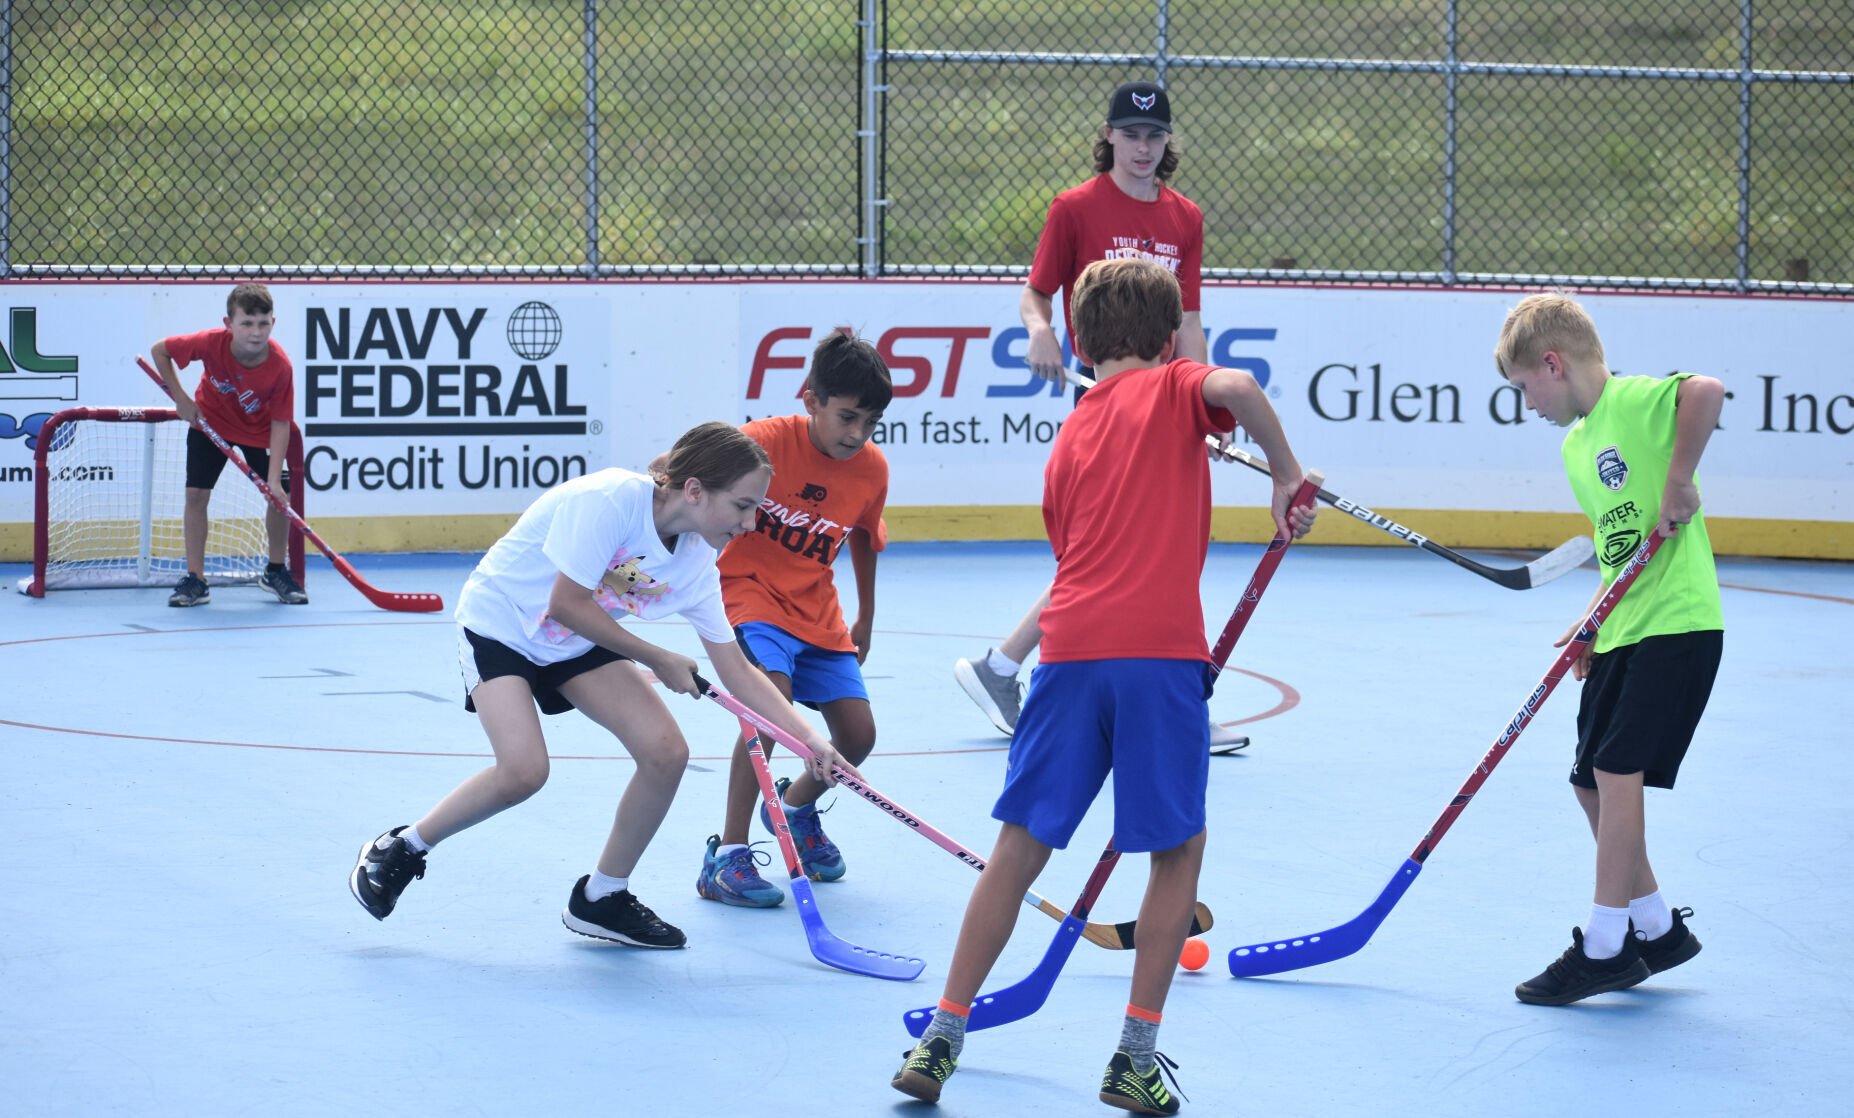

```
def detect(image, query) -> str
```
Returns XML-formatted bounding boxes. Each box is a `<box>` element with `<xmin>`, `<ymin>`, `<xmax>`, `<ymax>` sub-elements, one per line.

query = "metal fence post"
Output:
<box><xmin>1155</xmin><ymin>0</ymin><xmax>1170</xmax><ymax>87</ymax></box>
<box><xmin>1441</xmin><ymin>0</ymin><xmax>1459</xmax><ymax>285</ymax></box>
<box><xmin>583</xmin><ymin>0</ymin><xmax>601</xmax><ymax>277</ymax></box>
<box><xmin>1735</xmin><ymin>0</ymin><xmax>1754</xmax><ymax>292</ymax></box>
<box><xmin>2</xmin><ymin>0</ymin><xmax>13</xmax><ymax>279</ymax></box>
<box><xmin>859</xmin><ymin>0</ymin><xmax>887</xmax><ymax>277</ymax></box>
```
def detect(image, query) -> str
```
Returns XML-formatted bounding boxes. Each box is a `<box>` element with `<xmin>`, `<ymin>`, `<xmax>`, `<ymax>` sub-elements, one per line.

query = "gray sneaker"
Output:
<box><xmin>954</xmin><ymin>650</ymin><xmax>1023</xmax><ymax>736</ymax></box>
<box><xmin>168</xmin><ymin>572</ymin><xmax>209</xmax><ymax>607</ymax></box>
<box><xmin>260</xmin><ymin>565</ymin><xmax>309</xmax><ymax>604</ymax></box>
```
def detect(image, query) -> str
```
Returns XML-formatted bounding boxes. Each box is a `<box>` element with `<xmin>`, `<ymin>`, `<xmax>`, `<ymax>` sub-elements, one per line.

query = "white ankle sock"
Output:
<box><xmin>584</xmin><ymin>871</ymin><xmax>629</xmax><ymax>902</ymax></box>
<box><xmin>1630</xmin><ymin>891</ymin><xmax>1673</xmax><ymax>940</ymax></box>
<box><xmin>986</xmin><ymin>648</ymin><xmax>1022</xmax><ymax>675</ymax></box>
<box><xmin>398</xmin><ymin>825</ymin><xmax>431</xmax><ymax>853</ymax></box>
<box><xmin>716</xmin><ymin>843</ymin><xmax>748</xmax><ymax>857</ymax></box>
<box><xmin>1584</xmin><ymin>904</ymin><xmax>1631</xmax><ymax>959</ymax></box>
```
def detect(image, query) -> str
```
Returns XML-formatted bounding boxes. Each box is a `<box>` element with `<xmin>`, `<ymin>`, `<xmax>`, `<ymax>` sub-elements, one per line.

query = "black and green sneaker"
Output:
<box><xmin>1100</xmin><ymin>1050</ymin><xmax>1186</xmax><ymax>1115</ymax></box>
<box><xmin>891</xmin><ymin>1036</ymin><xmax>957</xmax><ymax>1103</ymax></box>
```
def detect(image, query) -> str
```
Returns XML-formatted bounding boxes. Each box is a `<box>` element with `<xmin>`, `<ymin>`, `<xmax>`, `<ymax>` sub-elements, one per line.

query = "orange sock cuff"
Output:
<box><xmin>937</xmin><ymin>998</ymin><xmax>971</xmax><ymax>1018</ymax></box>
<box><xmin>1126</xmin><ymin>1003</ymin><xmax>1163</xmax><ymax>1024</ymax></box>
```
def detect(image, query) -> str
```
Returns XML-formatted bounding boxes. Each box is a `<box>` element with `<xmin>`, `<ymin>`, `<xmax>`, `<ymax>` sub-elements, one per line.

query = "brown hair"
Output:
<box><xmin>1494</xmin><ymin>292</ymin><xmax>1606</xmax><ymax>378</ymax></box>
<box><xmin>1069</xmin><ymin>258</ymin><xmax>1182</xmax><ymax>365</ymax></box>
<box><xmin>227</xmin><ymin>282</ymin><xmax>274</xmax><ymax>318</ymax></box>
<box><xmin>1093</xmin><ymin>126</ymin><xmax>1181</xmax><ymax>182</ymax></box>
<box><xmin>649</xmin><ymin>421</ymin><xmax>770</xmax><ymax>492</ymax></box>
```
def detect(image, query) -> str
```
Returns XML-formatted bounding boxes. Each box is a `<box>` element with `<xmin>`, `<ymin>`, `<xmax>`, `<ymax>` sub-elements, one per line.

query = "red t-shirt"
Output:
<box><xmin>163</xmin><ymin>328</ymin><xmax>295</xmax><ymax>448</ymax></box>
<box><xmin>718</xmin><ymin>414</ymin><xmax>889</xmax><ymax>652</ymax></box>
<box><xmin>1026</xmin><ymin>174</ymin><xmax>1204</xmax><ymax>366</ymax></box>
<box><xmin>1039</xmin><ymin>359</ymin><xmax>1235</xmax><ymax>663</ymax></box>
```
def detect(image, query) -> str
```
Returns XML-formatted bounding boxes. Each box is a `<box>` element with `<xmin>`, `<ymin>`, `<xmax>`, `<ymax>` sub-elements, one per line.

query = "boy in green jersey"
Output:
<box><xmin>1495</xmin><ymin>293</ymin><xmax>1726</xmax><ymax>1006</ymax></box>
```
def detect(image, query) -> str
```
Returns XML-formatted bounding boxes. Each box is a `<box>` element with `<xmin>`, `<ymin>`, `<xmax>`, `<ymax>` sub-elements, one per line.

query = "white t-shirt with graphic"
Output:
<box><xmin>455</xmin><ymin>468</ymin><xmax>732</xmax><ymax>665</ymax></box>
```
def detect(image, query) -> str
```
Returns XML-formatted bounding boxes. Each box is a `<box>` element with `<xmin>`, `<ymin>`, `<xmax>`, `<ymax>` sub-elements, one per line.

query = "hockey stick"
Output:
<box><xmin>1066</xmin><ymin>369</ymin><xmax>1594</xmax><ymax>590</ymax></box>
<box><xmin>738</xmin><ymin>717</ymin><xmax>924</xmax><ymax>980</ymax></box>
<box><xmin>139</xmin><ymin>356</ymin><xmax>443</xmax><ymax>613</ymax></box>
<box><xmin>1226</xmin><ymin>530</ymin><xmax>1667</xmax><ymax>977</ymax></box>
<box><xmin>905</xmin><ymin>474</ymin><xmax>1323</xmax><ymax>1036</ymax></box>
<box><xmin>691</xmin><ymin>673</ymin><xmax>1207</xmax><ymax>951</ymax></box>
<box><xmin>1213</xmin><ymin>441</ymin><xmax>1593</xmax><ymax>590</ymax></box>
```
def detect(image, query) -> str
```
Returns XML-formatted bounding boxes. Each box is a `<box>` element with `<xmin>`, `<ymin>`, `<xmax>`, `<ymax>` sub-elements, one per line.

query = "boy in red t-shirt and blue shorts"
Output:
<box><xmin>893</xmin><ymin>258</ymin><xmax>1315</xmax><ymax>1114</ymax></box>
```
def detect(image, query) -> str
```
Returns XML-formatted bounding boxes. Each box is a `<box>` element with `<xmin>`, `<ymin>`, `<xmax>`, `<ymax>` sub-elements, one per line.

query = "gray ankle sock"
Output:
<box><xmin>1120</xmin><ymin>1014</ymin><xmax>1160</xmax><ymax>1073</ymax></box>
<box><xmin>922</xmin><ymin>1009</ymin><xmax>967</xmax><ymax>1060</ymax></box>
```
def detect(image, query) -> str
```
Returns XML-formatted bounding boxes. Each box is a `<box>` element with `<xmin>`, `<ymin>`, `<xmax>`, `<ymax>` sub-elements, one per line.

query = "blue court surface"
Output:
<box><xmin>3</xmin><ymin>541</ymin><xmax>1850</xmax><ymax>1117</ymax></box>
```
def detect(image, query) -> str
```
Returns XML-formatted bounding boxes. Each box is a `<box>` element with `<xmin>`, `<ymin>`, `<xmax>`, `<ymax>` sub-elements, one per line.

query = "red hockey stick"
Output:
<box><xmin>138</xmin><ymin>356</ymin><xmax>443</xmax><ymax>613</ymax></box>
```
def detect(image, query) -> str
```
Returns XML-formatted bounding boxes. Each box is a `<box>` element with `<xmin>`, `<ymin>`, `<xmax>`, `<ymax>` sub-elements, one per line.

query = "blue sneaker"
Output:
<box><xmin>759</xmin><ymin>776</ymin><xmax>845</xmax><ymax>882</ymax></box>
<box><xmin>695</xmin><ymin>834</ymin><xmax>784</xmax><ymax>908</ymax></box>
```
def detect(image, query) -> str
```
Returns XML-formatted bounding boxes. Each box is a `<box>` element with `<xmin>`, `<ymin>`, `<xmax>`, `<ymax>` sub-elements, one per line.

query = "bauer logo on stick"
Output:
<box><xmin>1596</xmin><ymin>446</ymin><xmax>1629</xmax><ymax>491</ymax></box>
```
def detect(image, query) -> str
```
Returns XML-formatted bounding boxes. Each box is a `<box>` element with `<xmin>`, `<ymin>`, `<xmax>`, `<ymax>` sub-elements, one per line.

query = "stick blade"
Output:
<box><xmin>790</xmin><ymin>879</ymin><xmax>924</xmax><ymax>981</ymax></box>
<box><xmin>904</xmin><ymin>915</ymin><xmax>1085</xmax><ymax>1036</ymax></box>
<box><xmin>1090</xmin><ymin>899</ymin><xmax>1215</xmax><ymax>951</ymax></box>
<box><xmin>1520</xmin><ymin>535</ymin><xmax>1597</xmax><ymax>589</ymax></box>
<box><xmin>1226</xmin><ymin>860</ymin><xmax>1420</xmax><ymax>977</ymax></box>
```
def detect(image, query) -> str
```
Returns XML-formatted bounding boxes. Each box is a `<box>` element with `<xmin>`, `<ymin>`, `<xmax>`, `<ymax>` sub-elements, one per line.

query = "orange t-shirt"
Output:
<box><xmin>718</xmin><ymin>414</ymin><xmax>889</xmax><ymax>652</ymax></box>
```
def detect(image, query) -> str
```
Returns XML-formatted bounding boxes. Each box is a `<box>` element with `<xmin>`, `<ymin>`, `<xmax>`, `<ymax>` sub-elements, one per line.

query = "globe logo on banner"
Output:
<box><xmin>506</xmin><ymin>301</ymin><xmax>563</xmax><ymax>361</ymax></box>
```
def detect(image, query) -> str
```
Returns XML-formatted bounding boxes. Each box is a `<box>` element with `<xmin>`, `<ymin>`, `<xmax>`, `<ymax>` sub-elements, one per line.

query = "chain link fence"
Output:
<box><xmin>5</xmin><ymin>1</ymin><xmax>1849</xmax><ymax>290</ymax></box>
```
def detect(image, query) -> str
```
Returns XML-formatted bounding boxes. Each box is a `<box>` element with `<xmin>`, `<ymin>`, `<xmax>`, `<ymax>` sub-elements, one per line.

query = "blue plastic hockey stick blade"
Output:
<box><xmin>1226</xmin><ymin>859</ymin><xmax>1423</xmax><ymax>977</ymax></box>
<box><xmin>789</xmin><ymin>876</ymin><xmax>925</xmax><ymax>981</ymax></box>
<box><xmin>903</xmin><ymin>913</ymin><xmax>1087</xmax><ymax>1037</ymax></box>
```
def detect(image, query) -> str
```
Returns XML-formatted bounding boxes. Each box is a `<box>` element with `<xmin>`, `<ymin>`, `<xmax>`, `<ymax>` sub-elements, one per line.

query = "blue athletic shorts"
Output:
<box><xmin>734</xmin><ymin>621</ymin><xmax>868</xmax><ymax>706</ymax></box>
<box><xmin>992</xmin><ymin>658</ymin><xmax>1212</xmax><ymax>853</ymax></box>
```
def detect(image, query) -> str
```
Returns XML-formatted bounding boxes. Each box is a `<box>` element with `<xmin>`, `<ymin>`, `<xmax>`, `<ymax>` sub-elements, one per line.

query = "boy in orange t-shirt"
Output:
<box><xmin>697</xmin><ymin>331</ymin><xmax>893</xmax><ymax>906</ymax></box>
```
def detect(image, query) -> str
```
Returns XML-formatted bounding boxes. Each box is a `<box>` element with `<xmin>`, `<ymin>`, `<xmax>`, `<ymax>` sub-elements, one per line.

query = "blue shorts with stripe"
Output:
<box><xmin>992</xmin><ymin>658</ymin><xmax>1212</xmax><ymax>854</ymax></box>
<box><xmin>734</xmin><ymin>621</ymin><xmax>869</xmax><ymax>706</ymax></box>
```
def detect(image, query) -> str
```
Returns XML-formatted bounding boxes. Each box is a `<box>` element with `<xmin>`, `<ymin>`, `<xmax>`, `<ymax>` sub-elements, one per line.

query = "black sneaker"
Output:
<box><xmin>891</xmin><ymin>1035</ymin><xmax>958</xmax><ymax>1103</ymax></box>
<box><xmin>260</xmin><ymin>565</ymin><xmax>308</xmax><ymax>604</ymax></box>
<box><xmin>349</xmin><ymin>826</ymin><xmax>427</xmax><ymax>920</ymax></box>
<box><xmin>1514</xmin><ymin>926</ymin><xmax>1651</xmax><ymax>1005</ymax></box>
<box><xmin>1100</xmin><ymin>1050</ymin><xmax>1186</xmax><ymax>1115</ymax></box>
<box><xmin>1637</xmin><ymin>906</ymin><xmax>1703</xmax><ymax>975</ymax></box>
<box><xmin>168</xmin><ymin>572</ymin><xmax>209</xmax><ymax>607</ymax></box>
<box><xmin>562</xmin><ymin>877</ymin><xmax>686</xmax><ymax>948</ymax></box>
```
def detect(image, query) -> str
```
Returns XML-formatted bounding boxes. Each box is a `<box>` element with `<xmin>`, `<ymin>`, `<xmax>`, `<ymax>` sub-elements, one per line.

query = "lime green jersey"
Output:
<box><xmin>1561</xmin><ymin>373</ymin><xmax>1723</xmax><ymax>654</ymax></box>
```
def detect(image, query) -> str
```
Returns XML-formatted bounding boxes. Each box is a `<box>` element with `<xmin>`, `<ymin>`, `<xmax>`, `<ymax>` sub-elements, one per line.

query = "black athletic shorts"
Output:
<box><xmin>1571</xmin><ymin>629</ymin><xmax>1723</xmax><ymax>790</ymax></box>
<box><xmin>458</xmin><ymin>627</ymin><xmax>628</xmax><ymax>715</ymax></box>
<box><xmin>184</xmin><ymin>426</ymin><xmax>290</xmax><ymax>492</ymax></box>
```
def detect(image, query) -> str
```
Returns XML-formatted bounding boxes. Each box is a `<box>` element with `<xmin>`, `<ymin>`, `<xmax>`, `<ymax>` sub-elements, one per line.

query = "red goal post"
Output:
<box><xmin>17</xmin><ymin>406</ymin><xmax>306</xmax><ymax>597</ymax></box>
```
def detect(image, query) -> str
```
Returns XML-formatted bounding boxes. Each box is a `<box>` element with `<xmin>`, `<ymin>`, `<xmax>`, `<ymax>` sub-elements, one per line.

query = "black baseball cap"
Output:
<box><xmin>1107</xmin><ymin>81</ymin><xmax>1172</xmax><ymax>132</ymax></box>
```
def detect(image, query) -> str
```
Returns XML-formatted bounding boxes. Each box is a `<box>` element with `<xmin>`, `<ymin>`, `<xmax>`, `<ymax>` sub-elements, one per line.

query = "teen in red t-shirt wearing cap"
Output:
<box><xmin>955</xmin><ymin>81</ymin><xmax>1250</xmax><ymax>751</ymax></box>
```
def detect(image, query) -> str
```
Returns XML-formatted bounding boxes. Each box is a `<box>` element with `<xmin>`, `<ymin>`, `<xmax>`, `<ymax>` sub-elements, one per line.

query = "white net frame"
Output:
<box><xmin>17</xmin><ymin>407</ymin><xmax>305</xmax><ymax>596</ymax></box>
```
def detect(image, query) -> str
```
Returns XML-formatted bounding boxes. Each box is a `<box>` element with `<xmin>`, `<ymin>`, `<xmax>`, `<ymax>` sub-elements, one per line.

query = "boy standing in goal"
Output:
<box><xmin>150</xmin><ymin>282</ymin><xmax>307</xmax><ymax>606</ymax></box>
<box><xmin>1495</xmin><ymin>293</ymin><xmax>1724</xmax><ymax>1005</ymax></box>
<box><xmin>893</xmin><ymin>258</ymin><xmax>1314</xmax><ymax>1113</ymax></box>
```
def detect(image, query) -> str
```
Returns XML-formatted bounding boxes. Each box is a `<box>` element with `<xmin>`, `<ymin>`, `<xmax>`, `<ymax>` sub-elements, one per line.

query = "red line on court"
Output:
<box><xmin>1721</xmin><ymin>582</ymin><xmax>1854</xmax><ymax>606</ymax></box>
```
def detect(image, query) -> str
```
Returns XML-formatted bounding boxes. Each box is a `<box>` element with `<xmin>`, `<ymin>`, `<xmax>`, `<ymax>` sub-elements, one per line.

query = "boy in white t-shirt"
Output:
<box><xmin>348</xmin><ymin>422</ymin><xmax>854</xmax><ymax>947</ymax></box>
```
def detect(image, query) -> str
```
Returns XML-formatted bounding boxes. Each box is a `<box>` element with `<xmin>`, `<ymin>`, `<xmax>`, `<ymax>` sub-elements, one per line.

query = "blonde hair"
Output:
<box><xmin>1070</xmin><ymin>258</ymin><xmax>1182</xmax><ymax>365</ymax></box>
<box><xmin>647</xmin><ymin>421</ymin><xmax>769</xmax><ymax>492</ymax></box>
<box><xmin>1495</xmin><ymin>292</ymin><xmax>1606</xmax><ymax>378</ymax></box>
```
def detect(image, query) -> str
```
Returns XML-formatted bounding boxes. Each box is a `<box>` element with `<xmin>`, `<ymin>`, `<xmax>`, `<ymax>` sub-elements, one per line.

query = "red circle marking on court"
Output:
<box><xmin>0</xmin><ymin>619</ymin><xmax>1299</xmax><ymax>759</ymax></box>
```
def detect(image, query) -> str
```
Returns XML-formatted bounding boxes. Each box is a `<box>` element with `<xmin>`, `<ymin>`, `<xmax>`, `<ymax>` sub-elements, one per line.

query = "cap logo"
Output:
<box><xmin>1132</xmin><ymin>92</ymin><xmax>1157</xmax><ymax>111</ymax></box>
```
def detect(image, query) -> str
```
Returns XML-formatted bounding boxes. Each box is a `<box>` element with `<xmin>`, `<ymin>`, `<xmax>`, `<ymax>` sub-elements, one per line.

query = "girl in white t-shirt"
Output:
<box><xmin>348</xmin><ymin>421</ymin><xmax>851</xmax><ymax>948</ymax></box>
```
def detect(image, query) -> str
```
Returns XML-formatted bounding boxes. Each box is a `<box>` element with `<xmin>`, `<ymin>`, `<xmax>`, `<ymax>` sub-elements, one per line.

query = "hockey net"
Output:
<box><xmin>17</xmin><ymin>407</ymin><xmax>306</xmax><ymax>596</ymax></box>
